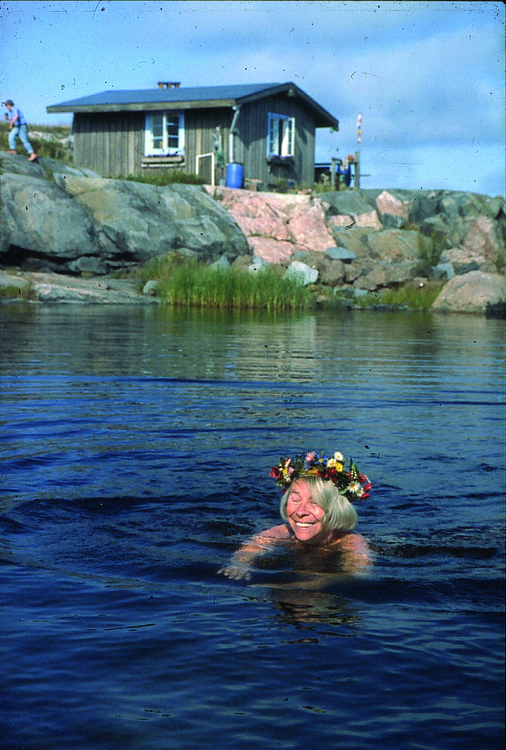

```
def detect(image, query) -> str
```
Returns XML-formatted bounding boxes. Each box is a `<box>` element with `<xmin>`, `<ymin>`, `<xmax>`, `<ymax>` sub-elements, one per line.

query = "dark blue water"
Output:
<box><xmin>1</xmin><ymin>305</ymin><xmax>504</xmax><ymax>750</ymax></box>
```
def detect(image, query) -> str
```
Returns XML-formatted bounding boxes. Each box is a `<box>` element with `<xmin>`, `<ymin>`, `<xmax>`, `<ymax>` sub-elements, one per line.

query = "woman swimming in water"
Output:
<box><xmin>219</xmin><ymin>450</ymin><xmax>373</xmax><ymax>580</ymax></box>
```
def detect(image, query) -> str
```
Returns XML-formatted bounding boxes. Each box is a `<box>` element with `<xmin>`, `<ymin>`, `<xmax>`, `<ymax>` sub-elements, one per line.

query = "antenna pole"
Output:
<box><xmin>355</xmin><ymin>113</ymin><xmax>362</xmax><ymax>189</ymax></box>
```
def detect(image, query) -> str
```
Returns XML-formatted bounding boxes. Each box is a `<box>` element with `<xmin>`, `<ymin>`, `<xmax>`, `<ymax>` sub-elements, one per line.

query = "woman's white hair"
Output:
<box><xmin>280</xmin><ymin>476</ymin><xmax>358</xmax><ymax>532</ymax></box>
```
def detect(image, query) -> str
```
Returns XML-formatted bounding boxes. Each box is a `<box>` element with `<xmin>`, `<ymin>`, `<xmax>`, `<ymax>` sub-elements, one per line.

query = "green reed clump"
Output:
<box><xmin>0</xmin><ymin>281</ymin><xmax>37</xmax><ymax>302</ymax></box>
<box><xmin>416</xmin><ymin>229</ymin><xmax>447</xmax><ymax>270</ymax></box>
<box><xmin>140</xmin><ymin>254</ymin><xmax>313</xmax><ymax>311</ymax></box>
<box><xmin>352</xmin><ymin>281</ymin><xmax>444</xmax><ymax>310</ymax></box>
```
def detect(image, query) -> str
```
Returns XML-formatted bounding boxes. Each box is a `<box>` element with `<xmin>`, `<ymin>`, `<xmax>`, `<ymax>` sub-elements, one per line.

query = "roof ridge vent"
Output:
<box><xmin>157</xmin><ymin>82</ymin><xmax>181</xmax><ymax>89</ymax></box>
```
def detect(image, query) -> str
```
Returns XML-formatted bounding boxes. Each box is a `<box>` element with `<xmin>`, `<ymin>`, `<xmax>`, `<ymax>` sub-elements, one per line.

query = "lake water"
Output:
<box><xmin>1</xmin><ymin>304</ymin><xmax>504</xmax><ymax>750</ymax></box>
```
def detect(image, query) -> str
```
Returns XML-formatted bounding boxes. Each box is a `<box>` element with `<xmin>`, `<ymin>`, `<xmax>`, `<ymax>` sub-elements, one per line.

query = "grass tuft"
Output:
<box><xmin>0</xmin><ymin>282</ymin><xmax>37</xmax><ymax>302</ymax></box>
<box><xmin>137</xmin><ymin>254</ymin><xmax>313</xmax><ymax>311</ymax></box>
<box><xmin>349</xmin><ymin>281</ymin><xmax>445</xmax><ymax>310</ymax></box>
<box><xmin>416</xmin><ymin>229</ymin><xmax>447</xmax><ymax>270</ymax></box>
<box><xmin>119</xmin><ymin>170</ymin><xmax>206</xmax><ymax>187</ymax></box>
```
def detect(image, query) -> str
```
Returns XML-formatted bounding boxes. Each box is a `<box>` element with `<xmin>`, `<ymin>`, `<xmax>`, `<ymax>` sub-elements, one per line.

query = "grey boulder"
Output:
<box><xmin>0</xmin><ymin>173</ymin><xmax>98</xmax><ymax>270</ymax></box>
<box><xmin>0</xmin><ymin>154</ymin><xmax>250</xmax><ymax>275</ymax></box>
<box><xmin>56</xmin><ymin>176</ymin><xmax>250</xmax><ymax>269</ymax></box>
<box><xmin>285</xmin><ymin>260</ymin><xmax>319</xmax><ymax>285</ymax></box>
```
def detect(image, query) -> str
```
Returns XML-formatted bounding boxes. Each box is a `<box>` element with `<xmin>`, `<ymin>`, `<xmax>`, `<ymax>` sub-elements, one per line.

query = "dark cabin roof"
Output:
<box><xmin>47</xmin><ymin>82</ymin><xmax>339</xmax><ymax>129</ymax></box>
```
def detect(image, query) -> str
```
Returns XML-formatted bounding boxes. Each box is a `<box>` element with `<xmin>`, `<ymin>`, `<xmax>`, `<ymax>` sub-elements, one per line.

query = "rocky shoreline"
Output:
<box><xmin>1</xmin><ymin>151</ymin><xmax>505</xmax><ymax>314</ymax></box>
<box><xmin>2</xmin><ymin>268</ymin><xmax>505</xmax><ymax>318</ymax></box>
<box><xmin>0</xmin><ymin>270</ymin><xmax>156</xmax><ymax>305</ymax></box>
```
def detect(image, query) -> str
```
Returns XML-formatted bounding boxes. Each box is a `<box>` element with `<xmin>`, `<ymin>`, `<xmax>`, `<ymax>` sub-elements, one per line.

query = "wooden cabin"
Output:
<box><xmin>47</xmin><ymin>82</ymin><xmax>339</xmax><ymax>188</ymax></box>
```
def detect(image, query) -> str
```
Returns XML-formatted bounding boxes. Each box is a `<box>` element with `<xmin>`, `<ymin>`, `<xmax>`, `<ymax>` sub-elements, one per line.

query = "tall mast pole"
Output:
<box><xmin>355</xmin><ymin>113</ymin><xmax>362</xmax><ymax>189</ymax></box>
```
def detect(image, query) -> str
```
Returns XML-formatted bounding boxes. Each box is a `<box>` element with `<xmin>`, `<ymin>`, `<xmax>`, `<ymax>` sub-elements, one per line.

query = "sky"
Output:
<box><xmin>1</xmin><ymin>0</ymin><xmax>504</xmax><ymax>196</ymax></box>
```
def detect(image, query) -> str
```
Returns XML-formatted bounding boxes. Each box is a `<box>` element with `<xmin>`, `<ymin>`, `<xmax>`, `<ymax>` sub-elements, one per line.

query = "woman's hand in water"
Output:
<box><xmin>218</xmin><ymin>562</ymin><xmax>252</xmax><ymax>581</ymax></box>
<box><xmin>218</xmin><ymin>526</ymin><xmax>288</xmax><ymax>580</ymax></box>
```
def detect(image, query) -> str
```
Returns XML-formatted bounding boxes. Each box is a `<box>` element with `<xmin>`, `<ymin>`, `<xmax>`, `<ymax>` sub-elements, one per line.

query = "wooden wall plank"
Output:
<box><xmin>72</xmin><ymin>94</ymin><xmax>319</xmax><ymax>185</ymax></box>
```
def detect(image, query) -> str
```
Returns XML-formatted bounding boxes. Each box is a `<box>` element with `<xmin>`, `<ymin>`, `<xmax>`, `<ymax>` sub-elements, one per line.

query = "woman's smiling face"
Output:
<box><xmin>286</xmin><ymin>479</ymin><xmax>327</xmax><ymax>543</ymax></box>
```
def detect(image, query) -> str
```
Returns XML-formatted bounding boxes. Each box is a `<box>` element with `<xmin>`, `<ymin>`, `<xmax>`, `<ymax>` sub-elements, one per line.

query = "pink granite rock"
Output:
<box><xmin>327</xmin><ymin>208</ymin><xmax>381</xmax><ymax>231</ymax></box>
<box><xmin>208</xmin><ymin>187</ymin><xmax>334</xmax><ymax>261</ymax></box>
<box><xmin>353</xmin><ymin>211</ymin><xmax>383</xmax><ymax>230</ymax></box>
<box><xmin>286</xmin><ymin>200</ymin><xmax>335</xmax><ymax>252</ymax></box>
<box><xmin>432</xmin><ymin>271</ymin><xmax>506</xmax><ymax>313</ymax></box>
<box><xmin>212</xmin><ymin>189</ymin><xmax>290</xmax><ymax>241</ymax></box>
<box><xmin>440</xmin><ymin>247</ymin><xmax>496</xmax><ymax>274</ymax></box>
<box><xmin>463</xmin><ymin>215</ymin><xmax>503</xmax><ymax>261</ymax></box>
<box><xmin>327</xmin><ymin>214</ymin><xmax>355</xmax><ymax>229</ymax></box>
<box><xmin>247</xmin><ymin>236</ymin><xmax>295</xmax><ymax>264</ymax></box>
<box><xmin>375</xmin><ymin>190</ymin><xmax>411</xmax><ymax>219</ymax></box>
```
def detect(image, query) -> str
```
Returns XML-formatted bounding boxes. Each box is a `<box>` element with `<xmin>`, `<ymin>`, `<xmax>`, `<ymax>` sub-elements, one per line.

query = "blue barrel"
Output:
<box><xmin>226</xmin><ymin>162</ymin><xmax>244</xmax><ymax>189</ymax></box>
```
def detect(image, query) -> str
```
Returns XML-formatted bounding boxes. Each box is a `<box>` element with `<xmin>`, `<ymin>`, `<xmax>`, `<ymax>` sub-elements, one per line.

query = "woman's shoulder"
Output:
<box><xmin>253</xmin><ymin>524</ymin><xmax>290</xmax><ymax>543</ymax></box>
<box><xmin>332</xmin><ymin>532</ymin><xmax>370</xmax><ymax>552</ymax></box>
<box><xmin>334</xmin><ymin>532</ymin><xmax>373</xmax><ymax>569</ymax></box>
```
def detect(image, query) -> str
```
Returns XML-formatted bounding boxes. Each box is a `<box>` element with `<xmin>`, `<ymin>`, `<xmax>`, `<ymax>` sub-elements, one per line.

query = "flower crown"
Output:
<box><xmin>270</xmin><ymin>451</ymin><xmax>372</xmax><ymax>502</ymax></box>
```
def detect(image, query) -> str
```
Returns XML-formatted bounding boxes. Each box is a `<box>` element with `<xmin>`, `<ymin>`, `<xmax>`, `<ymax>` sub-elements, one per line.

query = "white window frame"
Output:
<box><xmin>145</xmin><ymin>111</ymin><xmax>185</xmax><ymax>156</ymax></box>
<box><xmin>267</xmin><ymin>113</ymin><xmax>295</xmax><ymax>158</ymax></box>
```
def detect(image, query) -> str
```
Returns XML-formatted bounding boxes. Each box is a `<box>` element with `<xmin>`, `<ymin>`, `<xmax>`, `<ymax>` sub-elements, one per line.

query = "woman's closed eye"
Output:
<box><xmin>291</xmin><ymin>494</ymin><xmax>317</xmax><ymax>507</ymax></box>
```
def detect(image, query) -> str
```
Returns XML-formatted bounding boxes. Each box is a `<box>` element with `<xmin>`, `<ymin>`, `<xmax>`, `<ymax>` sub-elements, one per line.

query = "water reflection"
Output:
<box><xmin>1</xmin><ymin>305</ymin><xmax>504</xmax><ymax>388</ymax></box>
<box><xmin>243</xmin><ymin>542</ymin><xmax>371</xmax><ymax>628</ymax></box>
<box><xmin>272</xmin><ymin>590</ymin><xmax>363</xmax><ymax>631</ymax></box>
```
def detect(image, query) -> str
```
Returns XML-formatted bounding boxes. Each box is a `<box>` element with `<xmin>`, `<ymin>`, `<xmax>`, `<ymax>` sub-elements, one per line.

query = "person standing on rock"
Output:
<box><xmin>2</xmin><ymin>99</ymin><xmax>38</xmax><ymax>161</ymax></box>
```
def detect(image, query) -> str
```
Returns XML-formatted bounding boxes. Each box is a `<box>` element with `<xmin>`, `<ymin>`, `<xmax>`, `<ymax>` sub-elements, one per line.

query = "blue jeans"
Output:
<box><xmin>9</xmin><ymin>124</ymin><xmax>34</xmax><ymax>154</ymax></box>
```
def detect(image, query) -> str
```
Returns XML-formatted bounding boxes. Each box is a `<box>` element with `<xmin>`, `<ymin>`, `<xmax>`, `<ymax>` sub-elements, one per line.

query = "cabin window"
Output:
<box><xmin>267</xmin><ymin>113</ymin><xmax>295</xmax><ymax>158</ymax></box>
<box><xmin>145</xmin><ymin>112</ymin><xmax>185</xmax><ymax>155</ymax></box>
